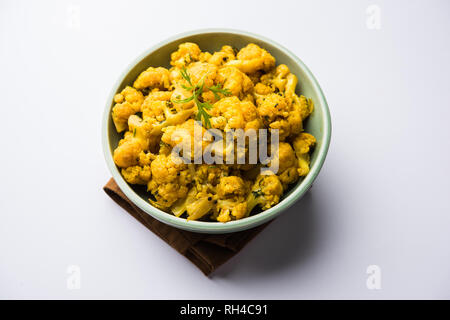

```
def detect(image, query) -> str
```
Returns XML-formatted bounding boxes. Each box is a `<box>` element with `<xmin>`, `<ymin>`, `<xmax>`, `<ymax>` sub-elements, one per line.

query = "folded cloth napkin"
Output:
<box><xmin>103</xmin><ymin>178</ymin><xmax>269</xmax><ymax>276</ymax></box>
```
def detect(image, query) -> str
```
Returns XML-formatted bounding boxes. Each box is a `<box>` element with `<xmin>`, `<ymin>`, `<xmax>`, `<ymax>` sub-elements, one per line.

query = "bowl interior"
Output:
<box><xmin>104</xmin><ymin>30</ymin><xmax>330</xmax><ymax>233</ymax></box>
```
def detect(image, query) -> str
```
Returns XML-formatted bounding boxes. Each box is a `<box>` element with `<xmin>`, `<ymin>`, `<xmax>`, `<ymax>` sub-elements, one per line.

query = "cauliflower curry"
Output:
<box><xmin>112</xmin><ymin>43</ymin><xmax>316</xmax><ymax>222</ymax></box>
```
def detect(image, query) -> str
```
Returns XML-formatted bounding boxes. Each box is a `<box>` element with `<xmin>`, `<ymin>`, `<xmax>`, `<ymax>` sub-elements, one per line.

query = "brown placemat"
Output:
<box><xmin>103</xmin><ymin>178</ymin><xmax>270</xmax><ymax>276</ymax></box>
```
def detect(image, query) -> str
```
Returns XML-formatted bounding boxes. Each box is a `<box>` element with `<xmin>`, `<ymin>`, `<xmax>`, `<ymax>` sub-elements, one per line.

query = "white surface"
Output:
<box><xmin>1</xmin><ymin>0</ymin><xmax>449</xmax><ymax>299</ymax></box>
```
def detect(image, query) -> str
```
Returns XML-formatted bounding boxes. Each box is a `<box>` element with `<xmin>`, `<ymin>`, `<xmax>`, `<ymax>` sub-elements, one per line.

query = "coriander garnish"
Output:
<box><xmin>208</xmin><ymin>83</ymin><xmax>231</xmax><ymax>101</ymax></box>
<box><xmin>173</xmin><ymin>67</ymin><xmax>231</xmax><ymax>128</ymax></box>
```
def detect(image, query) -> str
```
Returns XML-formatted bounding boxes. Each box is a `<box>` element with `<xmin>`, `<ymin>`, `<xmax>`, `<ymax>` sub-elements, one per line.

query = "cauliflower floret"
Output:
<box><xmin>151</xmin><ymin>153</ymin><xmax>188</xmax><ymax>184</ymax></box>
<box><xmin>215</xmin><ymin>200</ymin><xmax>247</xmax><ymax>222</ymax></box>
<box><xmin>207</xmin><ymin>45</ymin><xmax>236</xmax><ymax>66</ymax></box>
<box><xmin>112</xmin><ymin>86</ymin><xmax>144</xmax><ymax>132</ymax></box>
<box><xmin>193</xmin><ymin>164</ymin><xmax>229</xmax><ymax>186</ymax></box>
<box><xmin>247</xmin><ymin>70</ymin><xmax>264</xmax><ymax>85</ymax></box>
<box><xmin>140</xmin><ymin>99</ymin><xmax>195</xmax><ymax>147</ymax></box>
<box><xmin>170</xmin><ymin>42</ymin><xmax>201</xmax><ymax>68</ymax></box>
<box><xmin>269</xmin><ymin>142</ymin><xmax>299</xmax><ymax>188</ymax></box>
<box><xmin>256</xmin><ymin>93</ymin><xmax>308</xmax><ymax>140</ymax></box>
<box><xmin>142</xmin><ymin>90</ymin><xmax>173</xmax><ymax>104</ymax></box>
<box><xmin>148</xmin><ymin>182</ymin><xmax>189</xmax><ymax>210</ymax></box>
<box><xmin>216</xmin><ymin>66</ymin><xmax>254</xmax><ymax>97</ymax></box>
<box><xmin>225</xmin><ymin>43</ymin><xmax>275</xmax><ymax>74</ymax></box>
<box><xmin>254</xmin><ymin>82</ymin><xmax>274</xmax><ymax>95</ymax></box>
<box><xmin>268</xmin><ymin>119</ymin><xmax>290</xmax><ymax>141</ymax></box>
<box><xmin>121</xmin><ymin>165</ymin><xmax>151</xmax><ymax>185</ymax></box>
<box><xmin>285</xmin><ymin>102</ymin><xmax>303</xmax><ymax>136</ymax></box>
<box><xmin>161</xmin><ymin>119</ymin><xmax>209</xmax><ymax>160</ymax></box>
<box><xmin>246</xmin><ymin>174</ymin><xmax>283</xmax><ymax>214</ymax></box>
<box><xmin>217</xmin><ymin>176</ymin><xmax>247</xmax><ymax>198</ymax></box>
<box><xmin>133</xmin><ymin>67</ymin><xmax>170</xmax><ymax>90</ymax></box>
<box><xmin>260</xmin><ymin>64</ymin><xmax>291</xmax><ymax>93</ymax></box>
<box><xmin>127</xmin><ymin>114</ymin><xmax>155</xmax><ymax>149</ymax></box>
<box><xmin>113</xmin><ymin>132</ymin><xmax>143</xmax><ymax>168</ymax></box>
<box><xmin>293</xmin><ymin>132</ymin><xmax>316</xmax><ymax>176</ymax></box>
<box><xmin>272</xmin><ymin>142</ymin><xmax>297</xmax><ymax>173</ymax></box>
<box><xmin>211</xmin><ymin>175</ymin><xmax>250</xmax><ymax>222</ymax></box>
<box><xmin>210</xmin><ymin>96</ymin><xmax>262</xmax><ymax>131</ymax></box>
<box><xmin>256</xmin><ymin>93</ymin><xmax>290</xmax><ymax>123</ymax></box>
<box><xmin>294</xmin><ymin>95</ymin><xmax>314</xmax><ymax>120</ymax></box>
<box><xmin>186</xmin><ymin>61</ymin><xmax>218</xmax><ymax>88</ymax></box>
<box><xmin>147</xmin><ymin>154</ymin><xmax>193</xmax><ymax>208</ymax></box>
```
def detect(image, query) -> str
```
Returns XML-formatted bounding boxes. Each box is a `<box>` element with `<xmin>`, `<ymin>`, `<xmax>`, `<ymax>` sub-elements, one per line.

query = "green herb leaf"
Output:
<box><xmin>173</xmin><ymin>95</ymin><xmax>195</xmax><ymax>104</ymax></box>
<box><xmin>209</xmin><ymin>83</ymin><xmax>231</xmax><ymax>100</ymax></box>
<box><xmin>181</xmin><ymin>84</ymin><xmax>193</xmax><ymax>91</ymax></box>
<box><xmin>180</xmin><ymin>67</ymin><xmax>192</xmax><ymax>86</ymax></box>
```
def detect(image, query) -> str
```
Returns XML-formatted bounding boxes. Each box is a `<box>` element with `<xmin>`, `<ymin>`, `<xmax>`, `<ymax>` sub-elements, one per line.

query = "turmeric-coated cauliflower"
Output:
<box><xmin>226</xmin><ymin>43</ymin><xmax>275</xmax><ymax>73</ymax></box>
<box><xmin>210</xmin><ymin>96</ymin><xmax>262</xmax><ymax>131</ymax></box>
<box><xmin>122</xmin><ymin>165</ymin><xmax>151</xmax><ymax>185</ymax></box>
<box><xmin>147</xmin><ymin>153</ymin><xmax>193</xmax><ymax>208</ymax></box>
<box><xmin>112</xmin><ymin>86</ymin><xmax>144</xmax><ymax>132</ymax></box>
<box><xmin>133</xmin><ymin>67</ymin><xmax>171</xmax><ymax>90</ymax></box>
<box><xmin>208</xmin><ymin>45</ymin><xmax>236</xmax><ymax>66</ymax></box>
<box><xmin>170</xmin><ymin>42</ymin><xmax>202</xmax><ymax>68</ymax></box>
<box><xmin>246</xmin><ymin>174</ymin><xmax>283</xmax><ymax>214</ymax></box>
<box><xmin>216</xmin><ymin>66</ymin><xmax>254</xmax><ymax>98</ymax></box>
<box><xmin>293</xmin><ymin>132</ymin><xmax>316</xmax><ymax>176</ymax></box>
<box><xmin>269</xmin><ymin>142</ymin><xmax>299</xmax><ymax>188</ymax></box>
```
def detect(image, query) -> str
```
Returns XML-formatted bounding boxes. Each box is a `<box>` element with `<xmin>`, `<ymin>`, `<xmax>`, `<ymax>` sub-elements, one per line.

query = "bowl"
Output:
<box><xmin>102</xmin><ymin>28</ymin><xmax>331</xmax><ymax>234</ymax></box>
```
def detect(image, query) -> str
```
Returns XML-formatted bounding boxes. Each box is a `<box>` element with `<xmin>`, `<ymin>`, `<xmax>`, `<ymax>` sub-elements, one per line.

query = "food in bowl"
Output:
<box><xmin>111</xmin><ymin>42</ymin><xmax>316</xmax><ymax>222</ymax></box>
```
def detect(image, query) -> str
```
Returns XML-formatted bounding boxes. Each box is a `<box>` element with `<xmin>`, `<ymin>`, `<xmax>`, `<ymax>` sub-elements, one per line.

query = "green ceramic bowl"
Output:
<box><xmin>102</xmin><ymin>29</ymin><xmax>331</xmax><ymax>234</ymax></box>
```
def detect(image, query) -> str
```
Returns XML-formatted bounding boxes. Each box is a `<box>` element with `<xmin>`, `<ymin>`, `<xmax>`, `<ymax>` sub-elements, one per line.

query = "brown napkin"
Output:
<box><xmin>103</xmin><ymin>178</ymin><xmax>269</xmax><ymax>276</ymax></box>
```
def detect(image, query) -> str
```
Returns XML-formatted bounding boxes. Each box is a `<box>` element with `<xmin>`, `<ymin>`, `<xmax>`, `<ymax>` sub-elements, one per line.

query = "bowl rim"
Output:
<box><xmin>102</xmin><ymin>28</ymin><xmax>331</xmax><ymax>233</ymax></box>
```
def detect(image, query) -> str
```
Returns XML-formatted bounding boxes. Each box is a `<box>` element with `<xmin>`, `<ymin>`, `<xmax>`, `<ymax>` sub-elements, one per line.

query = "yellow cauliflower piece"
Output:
<box><xmin>246</xmin><ymin>174</ymin><xmax>283</xmax><ymax>213</ymax></box>
<box><xmin>216</xmin><ymin>200</ymin><xmax>247</xmax><ymax>222</ymax></box>
<box><xmin>142</xmin><ymin>90</ymin><xmax>173</xmax><ymax>104</ymax></box>
<box><xmin>256</xmin><ymin>93</ymin><xmax>307</xmax><ymax>140</ymax></box>
<box><xmin>133</xmin><ymin>67</ymin><xmax>170</xmax><ymax>90</ymax></box>
<box><xmin>210</xmin><ymin>96</ymin><xmax>262</xmax><ymax>131</ymax></box>
<box><xmin>254</xmin><ymin>82</ymin><xmax>274</xmax><ymax>95</ymax></box>
<box><xmin>193</xmin><ymin>164</ymin><xmax>229</xmax><ymax>186</ymax></box>
<box><xmin>113</xmin><ymin>132</ymin><xmax>143</xmax><ymax>168</ymax></box>
<box><xmin>149</xmin><ymin>182</ymin><xmax>189</xmax><ymax>210</ymax></box>
<box><xmin>225</xmin><ymin>43</ymin><xmax>275</xmax><ymax>74</ymax></box>
<box><xmin>256</xmin><ymin>93</ymin><xmax>290</xmax><ymax>123</ymax></box>
<box><xmin>121</xmin><ymin>165</ymin><xmax>151</xmax><ymax>185</ymax></box>
<box><xmin>217</xmin><ymin>176</ymin><xmax>247</xmax><ymax>198</ymax></box>
<box><xmin>294</xmin><ymin>95</ymin><xmax>314</xmax><ymax>120</ymax></box>
<box><xmin>293</xmin><ymin>132</ymin><xmax>316</xmax><ymax>176</ymax></box>
<box><xmin>140</xmin><ymin>98</ymin><xmax>195</xmax><ymax>148</ymax></box>
<box><xmin>260</xmin><ymin>64</ymin><xmax>291</xmax><ymax>93</ymax></box>
<box><xmin>148</xmin><ymin>154</ymin><xmax>192</xmax><ymax>208</ymax></box>
<box><xmin>270</xmin><ymin>142</ymin><xmax>299</xmax><ymax>187</ymax></box>
<box><xmin>150</xmin><ymin>153</ymin><xmax>188</xmax><ymax>184</ymax></box>
<box><xmin>161</xmin><ymin>119</ymin><xmax>209</xmax><ymax>160</ymax></box>
<box><xmin>272</xmin><ymin>142</ymin><xmax>297</xmax><ymax>173</ymax></box>
<box><xmin>208</xmin><ymin>45</ymin><xmax>236</xmax><ymax>66</ymax></box>
<box><xmin>170</xmin><ymin>42</ymin><xmax>201</xmax><ymax>68</ymax></box>
<box><xmin>112</xmin><ymin>86</ymin><xmax>144</xmax><ymax>132</ymax></box>
<box><xmin>217</xmin><ymin>66</ymin><xmax>254</xmax><ymax>97</ymax></box>
<box><xmin>186</xmin><ymin>61</ymin><xmax>218</xmax><ymax>88</ymax></box>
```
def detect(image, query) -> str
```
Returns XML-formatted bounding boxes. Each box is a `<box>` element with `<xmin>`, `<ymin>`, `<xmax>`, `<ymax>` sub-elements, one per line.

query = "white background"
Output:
<box><xmin>1</xmin><ymin>0</ymin><xmax>449</xmax><ymax>299</ymax></box>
